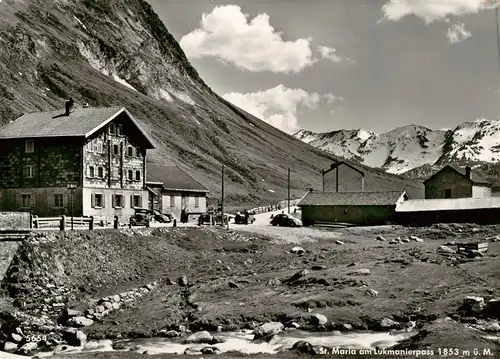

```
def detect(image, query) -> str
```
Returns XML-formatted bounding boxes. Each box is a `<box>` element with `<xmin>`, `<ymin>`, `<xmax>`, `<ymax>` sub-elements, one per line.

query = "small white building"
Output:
<box><xmin>146</xmin><ymin>164</ymin><xmax>208</xmax><ymax>220</ymax></box>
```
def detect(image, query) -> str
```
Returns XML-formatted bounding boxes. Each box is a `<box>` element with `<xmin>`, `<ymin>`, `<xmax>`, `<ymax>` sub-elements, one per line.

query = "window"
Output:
<box><xmin>25</xmin><ymin>140</ymin><xmax>34</xmax><ymax>153</ymax></box>
<box><xmin>135</xmin><ymin>148</ymin><xmax>140</xmax><ymax>157</ymax></box>
<box><xmin>98</xmin><ymin>167</ymin><xmax>104</xmax><ymax>178</ymax></box>
<box><xmin>88</xmin><ymin>166</ymin><xmax>95</xmax><ymax>178</ymax></box>
<box><xmin>117</xmin><ymin>124</ymin><xmax>123</xmax><ymax>136</ymax></box>
<box><xmin>96</xmin><ymin>140</ymin><xmax>103</xmax><ymax>153</ymax></box>
<box><xmin>445</xmin><ymin>189</ymin><xmax>451</xmax><ymax>198</ymax></box>
<box><xmin>195</xmin><ymin>196</ymin><xmax>200</xmax><ymax>208</ymax></box>
<box><xmin>21</xmin><ymin>194</ymin><xmax>31</xmax><ymax>208</ymax></box>
<box><xmin>113</xmin><ymin>144</ymin><xmax>119</xmax><ymax>155</ymax></box>
<box><xmin>91</xmin><ymin>193</ymin><xmax>104</xmax><ymax>208</ymax></box>
<box><xmin>54</xmin><ymin>194</ymin><xmax>64</xmax><ymax>208</ymax></box>
<box><xmin>23</xmin><ymin>165</ymin><xmax>34</xmax><ymax>179</ymax></box>
<box><xmin>93</xmin><ymin>140</ymin><xmax>98</xmax><ymax>152</ymax></box>
<box><xmin>181</xmin><ymin>195</ymin><xmax>188</xmax><ymax>208</ymax></box>
<box><xmin>113</xmin><ymin>194</ymin><xmax>124</xmax><ymax>208</ymax></box>
<box><xmin>109</xmin><ymin>124</ymin><xmax>115</xmax><ymax>134</ymax></box>
<box><xmin>170</xmin><ymin>196</ymin><xmax>175</xmax><ymax>207</ymax></box>
<box><xmin>128</xmin><ymin>170</ymin><xmax>133</xmax><ymax>181</ymax></box>
<box><xmin>127</xmin><ymin>146</ymin><xmax>133</xmax><ymax>156</ymax></box>
<box><xmin>135</xmin><ymin>170</ymin><xmax>141</xmax><ymax>181</ymax></box>
<box><xmin>87</xmin><ymin>141</ymin><xmax>94</xmax><ymax>153</ymax></box>
<box><xmin>133</xmin><ymin>195</ymin><xmax>142</xmax><ymax>208</ymax></box>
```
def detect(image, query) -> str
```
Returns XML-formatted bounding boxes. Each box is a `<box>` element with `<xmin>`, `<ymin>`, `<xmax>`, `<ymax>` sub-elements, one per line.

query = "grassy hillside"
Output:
<box><xmin>0</xmin><ymin>0</ymin><xmax>423</xmax><ymax>207</ymax></box>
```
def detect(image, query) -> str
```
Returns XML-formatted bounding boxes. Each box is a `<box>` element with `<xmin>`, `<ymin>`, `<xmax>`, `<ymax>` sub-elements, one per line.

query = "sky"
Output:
<box><xmin>147</xmin><ymin>0</ymin><xmax>500</xmax><ymax>135</ymax></box>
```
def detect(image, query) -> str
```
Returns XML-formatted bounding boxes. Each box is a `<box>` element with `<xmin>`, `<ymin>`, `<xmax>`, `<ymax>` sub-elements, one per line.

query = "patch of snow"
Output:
<box><xmin>172</xmin><ymin>90</ymin><xmax>195</xmax><ymax>105</ymax></box>
<box><xmin>157</xmin><ymin>89</ymin><xmax>173</xmax><ymax>102</ymax></box>
<box><xmin>18</xmin><ymin>72</ymin><xmax>22</xmax><ymax>76</ymax></box>
<box><xmin>111</xmin><ymin>74</ymin><xmax>137</xmax><ymax>91</ymax></box>
<box><xmin>73</xmin><ymin>15</ymin><xmax>87</xmax><ymax>30</ymax></box>
<box><xmin>268</xmin><ymin>189</ymin><xmax>275</xmax><ymax>193</ymax></box>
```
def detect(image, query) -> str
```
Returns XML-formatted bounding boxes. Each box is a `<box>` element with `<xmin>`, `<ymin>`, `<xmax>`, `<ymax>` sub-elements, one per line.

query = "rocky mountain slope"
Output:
<box><xmin>295</xmin><ymin>118</ymin><xmax>500</xmax><ymax>175</ymax></box>
<box><xmin>0</xmin><ymin>0</ymin><xmax>423</xmax><ymax>206</ymax></box>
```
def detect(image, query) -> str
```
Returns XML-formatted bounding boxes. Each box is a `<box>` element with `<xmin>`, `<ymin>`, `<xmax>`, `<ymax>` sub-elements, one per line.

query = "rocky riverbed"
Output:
<box><xmin>0</xmin><ymin>224</ymin><xmax>499</xmax><ymax>358</ymax></box>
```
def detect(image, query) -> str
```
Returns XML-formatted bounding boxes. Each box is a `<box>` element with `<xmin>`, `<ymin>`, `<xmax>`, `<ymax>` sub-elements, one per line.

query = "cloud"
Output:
<box><xmin>381</xmin><ymin>0</ymin><xmax>494</xmax><ymax>23</ymax></box>
<box><xmin>318</xmin><ymin>45</ymin><xmax>341</xmax><ymax>63</ymax></box>
<box><xmin>222</xmin><ymin>85</ymin><xmax>341</xmax><ymax>134</ymax></box>
<box><xmin>179</xmin><ymin>5</ymin><xmax>317</xmax><ymax>73</ymax></box>
<box><xmin>447</xmin><ymin>22</ymin><xmax>472</xmax><ymax>43</ymax></box>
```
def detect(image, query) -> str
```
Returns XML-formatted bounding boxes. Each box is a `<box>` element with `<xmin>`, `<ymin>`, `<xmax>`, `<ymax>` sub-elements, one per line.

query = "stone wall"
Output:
<box><xmin>0</xmin><ymin>212</ymin><xmax>31</xmax><ymax>229</ymax></box>
<box><xmin>0</xmin><ymin>138</ymin><xmax>83</xmax><ymax>188</ymax></box>
<box><xmin>425</xmin><ymin>167</ymin><xmax>472</xmax><ymax>199</ymax></box>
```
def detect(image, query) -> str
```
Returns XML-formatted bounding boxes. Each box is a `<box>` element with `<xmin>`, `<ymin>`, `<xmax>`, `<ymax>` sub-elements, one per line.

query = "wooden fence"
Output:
<box><xmin>30</xmin><ymin>215</ymin><xmax>118</xmax><ymax>230</ymax></box>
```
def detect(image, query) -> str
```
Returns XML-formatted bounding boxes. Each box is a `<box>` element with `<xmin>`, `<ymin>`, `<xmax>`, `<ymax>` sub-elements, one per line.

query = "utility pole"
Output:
<box><xmin>221</xmin><ymin>164</ymin><xmax>225</xmax><ymax>227</ymax></box>
<box><xmin>287</xmin><ymin>167</ymin><xmax>291</xmax><ymax>214</ymax></box>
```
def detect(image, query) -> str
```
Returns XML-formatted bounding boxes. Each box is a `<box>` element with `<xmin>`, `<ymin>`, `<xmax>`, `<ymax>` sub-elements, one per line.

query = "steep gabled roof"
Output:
<box><xmin>146</xmin><ymin>164</ymin><xmax>208</xmax><ymax>193</ymax></box>
<box><xmin>298</xmin><ymin>191</ymin><xmax>407</xmax><ymax>206</ymax></box>
<box><xmin>0</xmin><ymin>106</ymin><xmax>155</xmax><ymax>148</ymax></box>
<box><xmin>423</xmin><ymin>164</ymin><xmax>491</xmax><ymax>186</ymax></box>
<box><xmin>322</xmin><ymin>160</ymin><xmax>365</xmax><ymax>176</ymax></box>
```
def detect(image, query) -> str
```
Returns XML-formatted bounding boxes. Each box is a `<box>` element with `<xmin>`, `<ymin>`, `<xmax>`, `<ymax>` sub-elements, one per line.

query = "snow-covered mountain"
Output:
<box><xmin>294</xmin><ymin>118</ymin><xmax>500</xmax><ymax>174</ymax></box>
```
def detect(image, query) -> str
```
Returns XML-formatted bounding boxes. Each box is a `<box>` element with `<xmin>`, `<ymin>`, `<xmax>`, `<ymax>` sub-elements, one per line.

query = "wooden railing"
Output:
<box><xmin>31</xmin><ymin>215</ymin><xmax>99</xmax><ymax>230</ymax></box>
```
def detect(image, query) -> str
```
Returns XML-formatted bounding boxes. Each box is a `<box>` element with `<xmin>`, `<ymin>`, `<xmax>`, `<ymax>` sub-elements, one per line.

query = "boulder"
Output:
<box><xmin>184</xmin><ymin>331</ymin><xmax>213</xmax><ymax>344</ymax></box>
<box><xmin>437</xmin><ymin>246</ymin><xmax>455</xmax><ymax>254</ymax></box>
<box><xmin>201</xmin><ymin>346</ymin><xmax>221</xmax><ymax>355</ymax></box>
<box><xmin>146</xmin><ymin>283</ymin><xmax>155</xmax><ymax>291</ymax></box>
<box><xmin>112</xmin><ymin>295</ymin><xmax>121</xmax><ymax>303</ymax></box>
<box><xmin>380</xmin><ymin>318</ymin><xmax>398</xmax><ymax>329</ymax></box>
<box><xmin>159</xmin><ymin>330</ymin><xmax>181</xmax><ymax>338</ymax></box>
<box><xmin>401</xmin><ymin>238</ymin><xmax>410</xmax><ymax>243</ymax></box>
<box><xmin>376</xmin><ymin>236</ymin><xmax>386</xmax><ymax>241</ymax></box>
<box><xmin>292</xmin><ymin>340</ymin><xmax>313</xmax><ymax>354</ymax></box>
<box><xmin>178</xmin><ymin>276</ymin><xmax>189</xmax><ymax>286</ymax></box>
<box><xmin>3</xmin><ymin>342</ymin><xmax>18</xmax><ymax>353</ymax></box>
<box><xmin>228</xmin><ymin>280</ymin><xmax>240</xmax><ymax>288</ymax></box>
<box><xmin>409</xmin><ymin>236</ymin><xmax>424</xmax><ymax>242</ymax></box>
<box><xmin>10</xmin><ymin>333</ymin><xmax>22</xmax><ymax>343</ymax></box>
<box><xmin>266</xmin><ymin>278</ymin><xmax>282</xmax><ymax>287</ymax></box>
<box><xmin>343</xmin><ymin>324</ymin><xmax>353</xmax><ymax>331</ymax></box>
<box><xmin>63</xmin><ymin>328</ymin><xmax>87</xmax><ymax>347</ymax></box>
<box><xmin>355</xmin><ymin>268</ymin><xmax>371</xmax><ymax>275</ymax></box>
<box><xmin>253</xmin><ymin>322</ymin><xmax>284</xmax><ymax>339</ymax></box>
<box><xmin>64</xmin><ymin>309</ymin><xmax>83</xmax><ymax>318</ymax></box>
<box><xmin>485</xmin><ymin>298</ymin><xmax>500</xmax><ymax>319</ymax></box>
<box><xmin>485</xmin><ymin>322</ymin><xmax>500</xmax><ymax>332</ymax></box>
<box><xmin>67</xmin><ymin>316</ymin><xmax>94</xmax><ymax>327</ymax></box>
<box><xmin>102</xmin><ymin>301</ymin><xmax>113</xmax><ymax>310</ymax></box>
<box><xmin>463</xmin><ymin>296</ymin><xmax>485</xmax><ymax>314</ymax></box>
<box><xmin>366</xmin><ymin>289</ymin><xmax>379</xmax><ymax>297</ymax></box>
<box><xmin>336</xmin><ymin>240</ymin><xmax>344</xmax><ymax>245</ymax></box>
<box><xmin>288</xmin><ymin>269</ymin><xmax>309</xmax><ymax>282</ymax></box>
<box><xmin>112</xmin><ymin>302</ymin><xmax>121</xmax><ymax>310</ymax></box>
<box><xmin>310</xmin><ymin>313</ymin><xmax>328</xmax><ymax>326</ymax></box>
<box><xmin>290</xmin><ymin>247</ymin><xmax>305</xmax><ymax>254</ymax></box>
<box><xmin>18</xmin><ymin>342</ymin><xmax>38</xmax><ymax>355</ymax></box>
<box><xmin>389</xmin><ymin>240</ymin><xmax>400</xmax><ymax>244</ymax></box>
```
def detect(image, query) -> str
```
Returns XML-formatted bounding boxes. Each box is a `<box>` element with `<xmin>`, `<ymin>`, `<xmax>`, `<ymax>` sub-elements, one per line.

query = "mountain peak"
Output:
<box><xmin>294</xmin><ymin>118</ymin><xmax>500</xmax><ymax>174</ymax></box>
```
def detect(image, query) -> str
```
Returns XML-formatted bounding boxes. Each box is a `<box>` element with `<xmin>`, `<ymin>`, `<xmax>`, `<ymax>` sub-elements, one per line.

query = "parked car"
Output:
<box><xmin>270</xmin><ymin>213</ymin><xmax>302</xmax><ymax>227</ymax></box>
<box><xmin>153</xmin><ymin>210</ymin><xmax>172</xmax><ymax>223</ymax></box>
<box><xmin>234</xmin><ymin>211</ymin><xmax>256</xmax><ymax>224</ymax></box>
<box><xmin>130</xmin><ymin>208</ymin><xmax>153</xmax><ymax>226</ymax></box>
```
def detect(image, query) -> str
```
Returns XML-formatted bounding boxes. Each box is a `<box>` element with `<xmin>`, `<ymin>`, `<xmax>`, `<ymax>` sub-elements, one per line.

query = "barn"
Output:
<box><xmin>298</xmin><ymin>190</ymin><xmax>409</xmax><ymax>226</ymax></box>
<box><xmin>424</xmin><ymin>164</ymin><xmax>492</xmax><ymax>199</ymax></box>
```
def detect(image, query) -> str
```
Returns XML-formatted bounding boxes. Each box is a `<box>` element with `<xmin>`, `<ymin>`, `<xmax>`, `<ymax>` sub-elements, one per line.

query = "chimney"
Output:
<box><xmin>65</xmin><ymin>97</ymin><xmax>74</xmax><ymax>116</ymax></box>
<box><xmin>465</xmin><ymin>166</ymin><xmax>471</xmax><ymax>179</ymax></box>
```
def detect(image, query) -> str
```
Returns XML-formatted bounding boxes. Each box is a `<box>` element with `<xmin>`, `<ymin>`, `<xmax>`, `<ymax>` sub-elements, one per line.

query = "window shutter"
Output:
<box><xmin>112</xmin><ymin>194</ymin><xmax>116</xmax><ymax>208</ymax></box>
<box><xmin>138</xmin><ymin>196</ymin><xmax>142</xmax><ymax>208</ymax></box>
<box><xmin>91</xmin><ymin>194</ymin><xmax>95</xmax><ymax>208</ymax></box>
<box><xmin>102</xmin><ymin>194</ymin><xmax>106</xmax><ymax>208</ymax></box>
<box><xmin>130</xmin><ymin>195</ymin><xmax>134</xmax><ymax>208</ymax></box>
<box><xmin>31</xmin><ymin>193</ymin><xmax>37</xmax><ymax>208</ymax></box>
<box><xmin>121</xmin><ymin>195</ymin><xmax>125</xmax><ymax>208</ymax></box>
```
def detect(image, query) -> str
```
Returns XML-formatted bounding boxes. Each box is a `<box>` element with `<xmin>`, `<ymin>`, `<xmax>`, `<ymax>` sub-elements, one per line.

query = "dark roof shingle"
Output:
<box><xmin>146</xmin><ymin>164</ymin><xmax>208</xmax><ymax>193</ymax></box>
<box><xmin>0</xmin><ymin>106</ymin><xmax>123</xmax><ymax>138</ymax></box>
<box><xmin>298</xmin><ymin>191</ymin><xmax>406</xmax><ymax>206</ymax></box>
<box><xmin>0</xmin><ymin>106</ymin><xmax>155</xmax><ymax>148</ymax></box>
<box><xmin>424</xmin><ymin>164</ymin><xmax>491</xmax><ymax>185</ymax></box>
